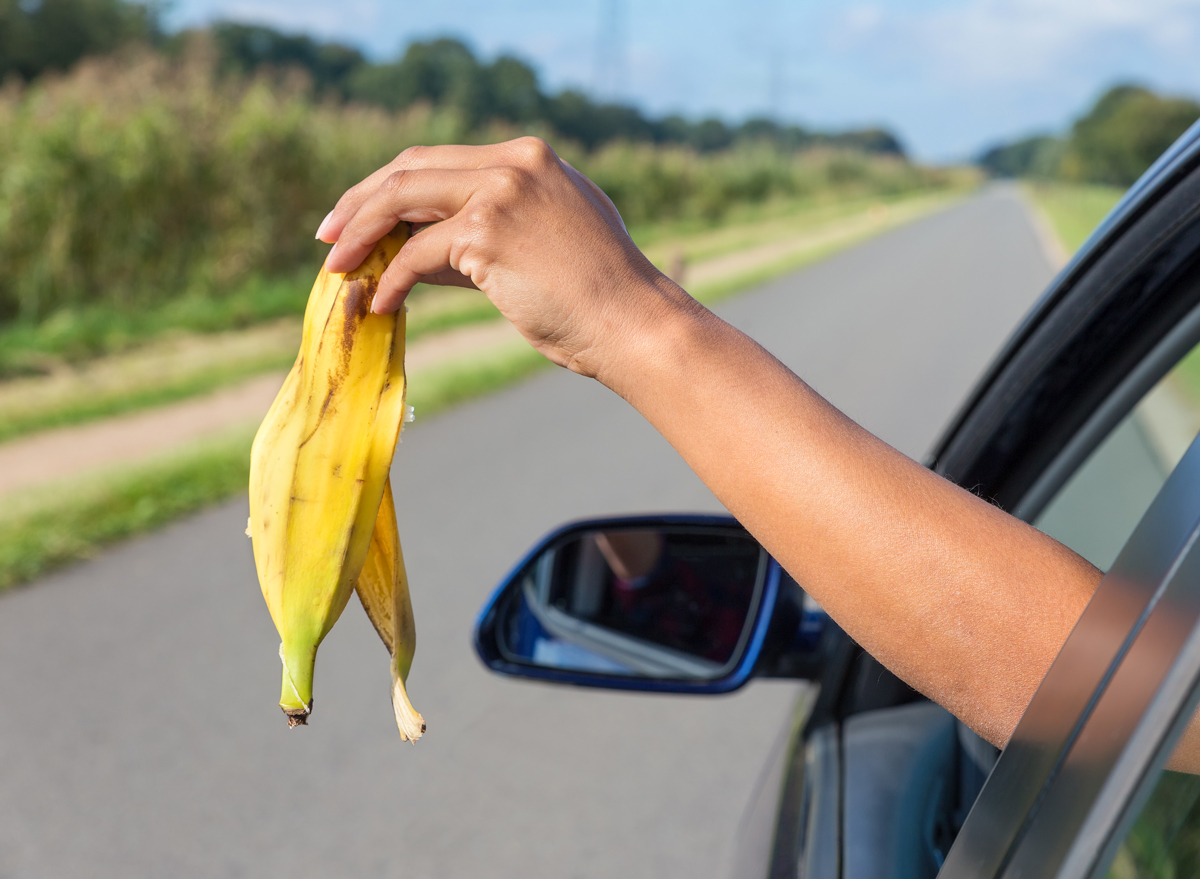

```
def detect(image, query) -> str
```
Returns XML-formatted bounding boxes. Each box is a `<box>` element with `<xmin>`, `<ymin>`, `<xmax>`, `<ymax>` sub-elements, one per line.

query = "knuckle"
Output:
<box><xmin>514</xmin><ymin>136</ymin><xmax>555</xmax><ymax>166</ymax></box>
<box><xmin>463</xmin><ymin>205</ymin><xmax>494</xmax><ymax>231</ymax></box>
<box><xmin>382</xmin><ymin>168</ymin><xmax>410</xmax><ymax>197</ymax></box>
<box><xmin>395</xmin><ymin>144</ymin><xmax>427</xmax><ymax>166</ymax></box>
<box><xmin>490</xmin><ymin>166</ymin><xmax>528</xmax><ymax>200</ymax></box>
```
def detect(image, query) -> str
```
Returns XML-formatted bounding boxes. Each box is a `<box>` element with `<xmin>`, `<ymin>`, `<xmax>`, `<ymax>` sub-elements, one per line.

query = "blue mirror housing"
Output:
<box><xmin>473</xmin><ymin>514</ymin><xmax>784</xmax><ymax>694</ymax></box>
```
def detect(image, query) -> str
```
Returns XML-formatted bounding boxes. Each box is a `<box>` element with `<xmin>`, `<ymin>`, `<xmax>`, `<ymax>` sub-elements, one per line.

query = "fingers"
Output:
<box><xmin>317</xmin><ymin>143</ymin><xmax>516</xmax><ymax>244</ymax></box>
<box><xmin>316</xmin><ymin>164</ymin><xmax>400</xmax><ymax>242</ymax></box>
<box><xmin>370</xmin><ymin>220</ymin><xmax>470</xmax><ymax>314</ymax></box>
<box><xmin>325</xmin><ymin>168</ymin><xmax>490</xmax><ymax>274</ymax></box>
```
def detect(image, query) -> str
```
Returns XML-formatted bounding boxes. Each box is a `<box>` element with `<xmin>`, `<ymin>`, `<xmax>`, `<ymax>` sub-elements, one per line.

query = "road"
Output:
<box><xmin>0</xmin><ymin>186</ymin><xmax>1055</xmax><ymax>879</ymax></box>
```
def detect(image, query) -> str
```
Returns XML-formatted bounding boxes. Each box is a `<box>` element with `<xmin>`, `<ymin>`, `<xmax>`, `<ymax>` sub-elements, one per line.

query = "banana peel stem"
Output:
<box><xmin>279</xmin><ymin>642</ymin><xmax>313</xmax><ymax>727</ymax></box>
<box><xmin>391</xmin><ymin>668</ymin><xmax>425</xmax><ymax>743</ymax></box>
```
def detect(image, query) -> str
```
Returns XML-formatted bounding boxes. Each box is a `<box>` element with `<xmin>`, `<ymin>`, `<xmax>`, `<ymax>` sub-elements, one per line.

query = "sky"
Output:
<box><xmin>164</xmin><ymin>0</ymin><xmax>1200</xmax><ymax>162</ymax></box>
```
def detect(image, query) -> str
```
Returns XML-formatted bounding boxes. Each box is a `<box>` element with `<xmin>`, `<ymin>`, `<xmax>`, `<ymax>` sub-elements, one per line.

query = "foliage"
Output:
<box><xmin>1105</xmin><ymin>771</ymin><xmax>1200</xmax><ymax>879</ymax></box>
<box><xmin>1062</xmin><ymin>85</ymin><xmax>1200</xmax><ymax>186</ymax></box>
<box><xmin>0</xmin><ymin>46</ymin><xmax>946</xmax><ymax>338</ymax></box>
<box><xmin>978</xmin><ymin>135</ymin><xmax>1064</xmax><ymax>179</ymax></box>
<box><xmin>0</xmin><ymin>0</ymin><xmax>157</xmax><ymax>81</ymax></box>
<box><xmin>979</xmin><ymin>85</ymin><xmax>1200</xmax><ymax>187</ymax></box>
<box><xmin>202</xmin><ymin>21</ymin><xmax>364</xmax><ymax>98</ymax></box>
<box><xmin>177</xmin><ymin>26</ymin><xmax>907</xmax><ymax>155</ymax></box>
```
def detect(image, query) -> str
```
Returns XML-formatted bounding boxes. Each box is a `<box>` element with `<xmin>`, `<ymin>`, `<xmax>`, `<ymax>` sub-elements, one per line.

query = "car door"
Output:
<box><xmin>753</xmin><ymin>120</ymin><xmax>1200</xmax><ymax>878</ymax></box>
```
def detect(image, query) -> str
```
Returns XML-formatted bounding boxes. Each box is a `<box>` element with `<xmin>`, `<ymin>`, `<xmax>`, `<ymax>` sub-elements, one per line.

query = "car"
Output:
<box><xmin>471</xmin><ymin>117</ymin><xmax>1200</xmax><ymax>879</ymax></box>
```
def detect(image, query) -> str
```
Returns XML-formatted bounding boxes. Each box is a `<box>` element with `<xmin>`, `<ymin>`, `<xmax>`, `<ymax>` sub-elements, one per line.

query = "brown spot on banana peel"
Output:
<box><xmin>341</xmin><ymin>277</ymin><xmax>376</xmax><ymax>355</ymax></box>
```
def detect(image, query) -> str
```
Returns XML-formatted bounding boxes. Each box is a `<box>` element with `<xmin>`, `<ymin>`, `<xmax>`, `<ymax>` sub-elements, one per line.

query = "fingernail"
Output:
<box><xmin>325</xmin><ymin>242</ymin><xmax>338</xmax><ymax>267</ymax></box>
<box><xmin>315</xmin><ymin>210</ymin><xmax>334</xmax><ymax>240</ymax></box>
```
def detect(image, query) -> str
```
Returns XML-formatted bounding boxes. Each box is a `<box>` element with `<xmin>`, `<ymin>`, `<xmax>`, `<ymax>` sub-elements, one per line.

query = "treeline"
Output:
<box><xmin>0</xmin><ymin>0</ymin><xmax>905</xmax><ymax>156</ymax></box>
<box><xmin>979</xmin><ymin>85</ymin><xmax>1200</xmax><ymax>186</ymax></box>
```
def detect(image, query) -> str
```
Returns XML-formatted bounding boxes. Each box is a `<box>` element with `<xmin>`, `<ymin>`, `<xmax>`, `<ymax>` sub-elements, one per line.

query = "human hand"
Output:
<box><xmin>318</xmin><ymin>137</ymin><xmax>698</xmax><ymax>380</ymax></box>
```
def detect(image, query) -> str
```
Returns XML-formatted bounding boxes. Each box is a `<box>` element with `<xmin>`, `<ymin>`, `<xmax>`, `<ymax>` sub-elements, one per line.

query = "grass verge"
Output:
<box><xmin>1025</xmin><ymin>182</ymin><xmax>1126</xmax><ymax>255</ymax></box>
<box><xmin>0</xmin><ymin>192</ymin><xmax>952</xmax><ymax>444</ymax></box>
<box><xmin>0</xmin><ymin>426</ymin><xmax>257</xmax><ymax>590</ymax></box>
<box><xmin>0</xmin><ymin>350</ymin><xmax>296</xmax><ymax>444</ymax></box>
<box><xmin>0</xmin><ymin>288</ymin><xmax>502</xmax><ymax>443</ymax></box>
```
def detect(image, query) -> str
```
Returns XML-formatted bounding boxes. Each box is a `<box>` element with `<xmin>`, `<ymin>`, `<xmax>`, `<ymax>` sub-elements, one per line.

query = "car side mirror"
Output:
<box><xmin>473</xmin><ymin>515</ymin><xmax>785</xmax><ymax>693</ymax></box>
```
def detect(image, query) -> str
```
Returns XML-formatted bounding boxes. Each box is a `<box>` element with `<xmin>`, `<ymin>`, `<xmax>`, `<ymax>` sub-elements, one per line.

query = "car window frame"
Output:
<box><xmin>939</xmin><ymin>424</ymin><xmax>1200</xmax><ymax>879</ymax></box>
<box><xmin>921</xmin><ymin>124</ymin><xmax>1200</xmax><ymax>879</ymax></box>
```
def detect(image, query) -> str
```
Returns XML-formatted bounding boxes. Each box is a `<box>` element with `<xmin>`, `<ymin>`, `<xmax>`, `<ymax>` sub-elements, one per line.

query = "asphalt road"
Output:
<box><xmin>0</xmin><ymin>185</ymin><xmax>1054</xmax><ymax>879</ymax></box>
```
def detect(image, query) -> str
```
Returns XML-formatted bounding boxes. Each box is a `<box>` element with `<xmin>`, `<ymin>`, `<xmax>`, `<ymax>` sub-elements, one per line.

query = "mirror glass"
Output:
<box><xmin>495</xmin><ymin>525</ymin><xmax>767</xmax><ymax>680</ymax></box>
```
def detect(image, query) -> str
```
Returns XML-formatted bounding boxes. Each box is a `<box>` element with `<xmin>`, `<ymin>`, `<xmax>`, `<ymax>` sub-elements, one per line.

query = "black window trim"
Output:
<box><xmin>932</xmin><ymin>117</ymin><xmax>1200</xmax><ymax>477</ymax></box>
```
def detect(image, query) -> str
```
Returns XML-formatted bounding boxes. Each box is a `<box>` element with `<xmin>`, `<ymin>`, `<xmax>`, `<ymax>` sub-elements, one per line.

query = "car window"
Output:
<box><xmin>1028</xmin><ymin>342</ymin><xmax>1200</xmax><ymax>877</ymax></box>
<box><xmin>1035</xmin><ymin>344</ymin><xmax>1200</xmax><ymax>570</ymax></box>
<box><xmin>1106</xmin><ymin>771</ymin><xmax>1200</xmax><ymax>878</ymax></box>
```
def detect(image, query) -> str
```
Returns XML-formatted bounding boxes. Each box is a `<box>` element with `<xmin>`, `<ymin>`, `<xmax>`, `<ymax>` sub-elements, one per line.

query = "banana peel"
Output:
<box><xmin>248</xmin><ymin>223</ymin><xmax>423</xmax><ymax>740</ymax></box>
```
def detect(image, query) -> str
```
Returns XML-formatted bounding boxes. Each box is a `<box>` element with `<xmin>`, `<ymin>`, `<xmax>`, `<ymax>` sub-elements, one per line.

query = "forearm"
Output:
<box><xmin>598</xmin><ymin>283</ymin><xmax>1103</xmax><ymax>748</ymax></box>
<box><xmin>318</xmin><ymin>138</ymin><xmax>1107</xmax><ymax>750</ymax></box>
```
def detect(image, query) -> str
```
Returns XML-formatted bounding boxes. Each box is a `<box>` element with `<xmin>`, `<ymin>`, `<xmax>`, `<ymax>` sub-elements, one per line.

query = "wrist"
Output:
<box><xmin>585</xmin><ymin>271</ymin><xmax>715</xmax><ymax>402</ymax></box>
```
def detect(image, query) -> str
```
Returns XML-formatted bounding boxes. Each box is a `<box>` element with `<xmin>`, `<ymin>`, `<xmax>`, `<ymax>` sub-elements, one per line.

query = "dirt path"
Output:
<box><xmin>0</xmin><ymin>319</ymin><xmax>522</xmax><ymax>498</ymax></box>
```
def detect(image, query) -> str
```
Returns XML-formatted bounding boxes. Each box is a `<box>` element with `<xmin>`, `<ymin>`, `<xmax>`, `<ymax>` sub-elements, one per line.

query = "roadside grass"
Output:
<box><xmin>0</xmin><ymin>188</ymin><xmax>942</xmax><ymax>382</ymax></box>
<box><xmin>637</xmin><ymin>188</ymin><xmax>961</xmax><ymax>270</ymax></box>
<box><xmin>0</xmin><ymin>187</ymin><xmax>966</xmax><ymax>590</ymax></box>
<box><xmin>0</xmin><ymin>347</ymin><xmax>296</xmax><ymax>444</ymax></box>
<box><xmin>682</xmin><ymin>191</ymin><xmax>959</xmax><ymax>303</ymax></box>
<box><xmin>0</xmin><ymin>287</ymin><xmax>500</xmax><ymax>443</ymax></box>
<box><xmin>0</xmin><ymin>338</ymin><xmax>546</xmax><ymax>591</ymax></box>
<box><xmin>1025</xmin><ymin>182</ymin><xmax>1126</xmax><ymax>255</ymax></box>
<box><xmin>0</xmin><ymin>424</ymin><xmax>258</xmax><ymax>591</ymax></box>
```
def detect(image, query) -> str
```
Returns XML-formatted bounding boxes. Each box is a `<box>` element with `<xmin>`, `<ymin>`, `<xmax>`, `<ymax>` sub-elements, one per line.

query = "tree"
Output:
<box><xmin>978</xmin><ymin>135</ymin><xmax>1064</xmax><ymax>179</ymax></box>
<box><xmin>1062</xmin><ymin>85</ymin><xmax>1200</xmax><ymax>186</ymax></box>
<box><xmin>0</xmin><ymin>0</ymin><xmax>158</xmax><ymax>81</ymax></box>
<box><xmin>206</xmin><ymin>22</ymin><xmax>365</xmax><ymax>97</ymax></box>
<box><xmin>348</xmin><ymin>38</ymin><xmax>488</xmax><ymax>124</ymax></box>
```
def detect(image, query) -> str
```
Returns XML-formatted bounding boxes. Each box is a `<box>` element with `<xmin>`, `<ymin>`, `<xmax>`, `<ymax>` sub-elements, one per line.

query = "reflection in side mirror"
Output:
<box><xmin>474</xmin><ymin>515</ymin><xmax>782</xmax><ymax>694</ymax></box>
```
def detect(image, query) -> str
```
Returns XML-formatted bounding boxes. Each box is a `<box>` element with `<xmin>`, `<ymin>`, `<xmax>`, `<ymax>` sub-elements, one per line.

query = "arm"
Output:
<box><xmin>318</xmin><ymin>137</ymin><xmax>1103</xmax><ymax>749</ymax></box>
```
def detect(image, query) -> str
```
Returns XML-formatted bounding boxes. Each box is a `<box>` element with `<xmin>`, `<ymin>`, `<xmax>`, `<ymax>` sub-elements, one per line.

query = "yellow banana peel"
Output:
<box><xmin>248</xmin><ymin>224</ymin><xmax>422</xmax><ymax>739</ymax></box>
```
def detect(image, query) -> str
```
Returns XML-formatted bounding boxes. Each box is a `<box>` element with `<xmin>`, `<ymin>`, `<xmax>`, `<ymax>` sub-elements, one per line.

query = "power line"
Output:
<box><xmin>593</xmin><ymin>0</ymin><xmax>627</xmax><ymax>102</ymax></box>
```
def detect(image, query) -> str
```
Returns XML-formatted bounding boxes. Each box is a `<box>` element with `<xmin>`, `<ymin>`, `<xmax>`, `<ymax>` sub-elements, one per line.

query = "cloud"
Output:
<box><xmin>832</xmin><ymin>0</ymin><xmax>1200</xmax><ymax>87</ymax></box>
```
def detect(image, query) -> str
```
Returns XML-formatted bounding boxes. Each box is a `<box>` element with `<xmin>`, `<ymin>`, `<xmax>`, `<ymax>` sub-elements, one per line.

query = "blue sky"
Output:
<box><xmin>165</xmin><ymin>0</ymin><xmax>1200</xmax><ymax>161</ymax></box>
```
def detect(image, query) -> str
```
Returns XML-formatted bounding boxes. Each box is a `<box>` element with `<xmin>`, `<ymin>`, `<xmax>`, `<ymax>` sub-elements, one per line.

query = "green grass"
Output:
<box><xmin>0</xmin><ymin>272</ymin><xmax>499</xmax><ymax>379</ymax></box>
<box><xmin>0</xmin><ymin>351</ymin><xmax>295</xmax><ymax>443</ymax></box>
<box><xmin>0</xmin><ymin>287</ymin><xmax>502</xmax><ymax>444</ymax></box>
<box><xmin>0</xmin><ymin>425</ymin><xmax>258</xmax><ymax>590</ymax></box>
<box><xmin>1026</xmin><ymin>181</ymin><xmax>1126</xmax><ymax>254</ymax></box>
<box><xmin>0</xmin><ymin>273</ymin><xmax>313</xmax><ymax>378</ymax></box>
